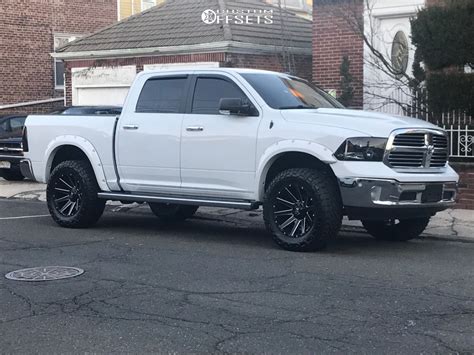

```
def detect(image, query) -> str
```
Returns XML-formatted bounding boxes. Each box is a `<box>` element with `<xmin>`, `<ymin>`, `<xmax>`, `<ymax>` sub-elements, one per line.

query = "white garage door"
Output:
<box><xmin>71</xmin><ymin>62</ymin><xmax>220</xmax><ymax>106</ymax></box>
<box><xmin>71</xmin><ymin>66</ymin><xmax>137</xmax><ymax>106</ymax></box>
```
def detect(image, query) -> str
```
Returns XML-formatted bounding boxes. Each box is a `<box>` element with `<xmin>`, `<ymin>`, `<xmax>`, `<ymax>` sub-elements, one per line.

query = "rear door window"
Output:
<box><xmin>136</xmin><ymin>77</ymin><xmax>188</xmax><ymax>113</ymax></box>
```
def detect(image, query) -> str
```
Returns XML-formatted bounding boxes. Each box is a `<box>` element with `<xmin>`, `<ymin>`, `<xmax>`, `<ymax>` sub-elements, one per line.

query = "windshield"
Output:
<box><xmin>241</xmin><ymin>73</ymin><xmax>344</xmax><ymax>110</ymax></box>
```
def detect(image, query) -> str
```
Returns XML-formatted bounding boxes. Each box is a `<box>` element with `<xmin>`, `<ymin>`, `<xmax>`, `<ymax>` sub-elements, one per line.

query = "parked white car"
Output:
<box><xmin>21</xmin><ymin>68</ymin><xmax>458</xmax><ymax>251</ymax></box>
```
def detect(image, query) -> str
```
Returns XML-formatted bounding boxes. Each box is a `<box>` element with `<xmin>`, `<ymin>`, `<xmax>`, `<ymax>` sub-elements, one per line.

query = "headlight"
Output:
<box><xmin>335</xmin><ymin>137</ymin><xmax>387</xmax><ymax>161</ymax></box>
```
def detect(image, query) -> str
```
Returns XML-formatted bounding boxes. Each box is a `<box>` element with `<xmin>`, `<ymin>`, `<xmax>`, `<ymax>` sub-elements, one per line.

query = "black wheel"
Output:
<box><xmin>362</xmin><ymin>217</ymin><xmax>430</xmax><ymax>241</ymax></box>
<box><xmin>47</xmin><ymin>160</ymin><xmax>105</xmax><ymax>228</ymax></box>
<box><xmin>263</xmin><ymin>168</ymin><xmax>342</xmax><ymax>252</ymax></box>
<box><xmin>0</xmin><ymin>167</ymin><xmax>24</xmax><ymax>181</ymax></box>
<box><xmin>149</xmin><ymin>203</ymin><xmax>198</xmax><ymax>223</ymax></box>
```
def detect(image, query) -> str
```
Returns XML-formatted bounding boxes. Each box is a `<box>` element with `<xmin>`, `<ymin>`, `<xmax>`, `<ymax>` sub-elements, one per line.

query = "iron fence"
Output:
<box><xmin>443</xmin><ymin>124</ymin><xmax>474</xmax><ymax>159</ymax></box>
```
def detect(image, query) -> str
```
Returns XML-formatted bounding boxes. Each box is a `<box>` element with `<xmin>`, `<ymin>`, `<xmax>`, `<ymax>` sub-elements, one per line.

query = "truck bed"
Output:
<box><xmin>25</xmin><ymin>114</ymin><xmax>118</xmax><ymax>189</ymax></box>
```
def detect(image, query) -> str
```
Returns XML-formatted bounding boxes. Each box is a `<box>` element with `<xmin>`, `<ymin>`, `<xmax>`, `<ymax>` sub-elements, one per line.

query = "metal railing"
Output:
<box><xmin>443</xmin><ymin>124</ymin><xmax>474</xmax><ymax>159</ymax></box>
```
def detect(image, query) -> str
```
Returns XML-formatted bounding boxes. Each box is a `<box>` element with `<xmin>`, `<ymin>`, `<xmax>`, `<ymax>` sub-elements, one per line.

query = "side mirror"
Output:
<box><xmin>219</xmin><ymin>98</ymin><xmax>254</xmax><ymax>116</ymax></box>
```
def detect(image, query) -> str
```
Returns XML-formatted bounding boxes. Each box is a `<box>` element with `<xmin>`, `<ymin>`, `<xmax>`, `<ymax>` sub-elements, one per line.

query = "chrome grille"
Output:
<box><xmin>385</xmin><ymin>129</ymin><xmax>449</xmax><ymax>170</ymax></box>
<box><xmin>388</xmin><ymin>151</ymin><xmax>425</xmax><ymax>167</ymax></box>
<box><xmin>393</xmin><ymin>133</ymin><xmax>425</xmax><ymax>147</ymax></box>
<box><xmin>0</xmin><ymin>142</ymin><xmax>23</xmax><ymax>156</ymax></box>
<box><xmin>432</xmin><ymin>135</ymin><xmax>448</xmax><ymax>148</ymax></box>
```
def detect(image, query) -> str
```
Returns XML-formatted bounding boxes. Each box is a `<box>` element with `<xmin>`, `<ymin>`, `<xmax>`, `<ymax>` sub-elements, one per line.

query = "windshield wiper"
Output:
<box><xmin>278</xmin><ymin>105</ymin><xmax>317</xmax><ymax>110</ymax></box>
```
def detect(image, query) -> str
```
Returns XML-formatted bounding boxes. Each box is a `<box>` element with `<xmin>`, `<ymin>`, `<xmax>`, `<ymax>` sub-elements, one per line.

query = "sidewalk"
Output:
<box><xmin>0</xmin><ymin>179</ymin><xmax>46</xmax><ymax>201</ymax></box>
<box><xmin>1</xmin><ymin>178</ymin><xmax>473</xmax><ymax>242</ymax></box>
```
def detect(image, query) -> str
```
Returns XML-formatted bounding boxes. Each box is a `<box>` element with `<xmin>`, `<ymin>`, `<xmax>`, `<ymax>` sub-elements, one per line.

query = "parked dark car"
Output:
<box><xmin>0</xmin><ymin>115</ymin><xmax>27</xmax><ymax>181</ymax></box>
<box><xmin>55</xmin><ymin>106</ymin><xmax>122</xmax><ymax>115</ymax></box>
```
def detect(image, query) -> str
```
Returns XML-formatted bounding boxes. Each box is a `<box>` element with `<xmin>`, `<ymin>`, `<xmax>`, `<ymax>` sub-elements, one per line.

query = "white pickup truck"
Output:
<box><xmin>21</xmin><ymin>68</ymin><xmax>458</xmax><ymax>251</ymax></box>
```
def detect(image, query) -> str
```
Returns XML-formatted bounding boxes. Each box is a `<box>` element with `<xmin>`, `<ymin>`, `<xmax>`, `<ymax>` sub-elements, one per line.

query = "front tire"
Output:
<box><xmin>149</xmin><ymin>203</ymin><xmax>198</xmax><ymax>223</ymax></box>
<box><xmin>263</xmin><ymin>168</ymin><xmax>342</xmax><ymax>252</ymax></box>
<box><xmin>362</xmin><ymin>217</ymin><xmax>430</xmax><ymax>241</ymax></box>
<box><xmin>47</xmin><ymin>160</ymin><xmax>105</xmax><ymax>228</ymax></box>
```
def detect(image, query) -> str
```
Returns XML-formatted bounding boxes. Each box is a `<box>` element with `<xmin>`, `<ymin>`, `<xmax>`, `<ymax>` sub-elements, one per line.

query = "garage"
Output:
<box><xmin>71</xmin><ymin>62</ymin><xmax>220</xmax><ymax>106</ymax></box>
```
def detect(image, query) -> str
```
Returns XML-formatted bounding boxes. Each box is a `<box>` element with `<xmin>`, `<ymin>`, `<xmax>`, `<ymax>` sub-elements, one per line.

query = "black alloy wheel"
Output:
<box><xmin>272</xmin><ymin>182</ymin><xmax>315</xmax><ymax>238</ymax></box>
<box><xmin>263</xmin><ymin>168</ymin><xmax>342</xmax><ymax>252</ymax></box>
<box><xmin>51</xmin><ymin>173</ymin><xmax>83</xmax><ymax>217</ymax></box>
<box><xmin>47</xmin><ymin>160</ymin><xmax>105</xmax><ymax>228</ymax></box>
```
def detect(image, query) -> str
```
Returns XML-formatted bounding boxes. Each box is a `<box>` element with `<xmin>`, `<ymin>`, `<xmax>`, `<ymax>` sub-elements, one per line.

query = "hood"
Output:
<box><xmin>280</xmin><ymin>108</ymin><xmax>441</xmax><ymax>137</ymax></box>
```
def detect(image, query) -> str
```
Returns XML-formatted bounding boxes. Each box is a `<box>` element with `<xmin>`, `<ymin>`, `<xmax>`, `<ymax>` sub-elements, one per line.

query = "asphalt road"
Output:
<box><xmin>0</xmin><ymin>199</ymin><xmax>473</xmax><ymax>353</ymax></box>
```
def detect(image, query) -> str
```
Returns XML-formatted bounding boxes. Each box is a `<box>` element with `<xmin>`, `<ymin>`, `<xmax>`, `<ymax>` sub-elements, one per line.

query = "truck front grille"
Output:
<box><xmin>385</xmin><ymin>130</ymin><xmax>449</xmax><ymax>170</ymax></box>
<box><xmin>0</xmin><ymin>142</ymin><xmax>23</xmax><ymax>156</ymax></box>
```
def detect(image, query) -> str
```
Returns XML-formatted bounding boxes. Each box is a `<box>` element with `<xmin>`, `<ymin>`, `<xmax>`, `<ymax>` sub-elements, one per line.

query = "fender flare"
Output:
<box><xmin>44</xmin><ymin>135</ymin><xmax>110</xmax><ymax>192</ymax></box>
<box><xmin>255</xmin><ymin>140</ymin><xmax>337</xmax><ymax>201</ymax></box>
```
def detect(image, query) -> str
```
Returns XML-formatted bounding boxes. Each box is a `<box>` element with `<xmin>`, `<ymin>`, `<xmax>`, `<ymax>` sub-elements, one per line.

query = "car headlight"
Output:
<box><xmin>335</xmin><ymin>137</ymin><xmax>387</xmax><ymax>161</ymax></box>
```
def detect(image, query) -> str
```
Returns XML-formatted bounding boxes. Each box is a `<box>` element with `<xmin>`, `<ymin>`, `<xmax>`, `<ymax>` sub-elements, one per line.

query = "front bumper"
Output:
<box><xmin>19</xmin><ymin>159</ymin><xmax>35</xmax><ymax>180</ymax></box>
<box><xmin>339</xmin><ymin>178</ymin><xmax>457</xmax><ymax>208</ymax></box>
<box><xmin>0</xmin><ymin>154</ymin><xmax>23</xmax><ymax>165</ymax></box>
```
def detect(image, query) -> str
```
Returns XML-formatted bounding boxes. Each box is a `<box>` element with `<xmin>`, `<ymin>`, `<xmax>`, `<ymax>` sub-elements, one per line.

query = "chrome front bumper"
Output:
<box><xmin>339</xmin><ymin>178</ymin><xmax>457</xmax><ymax>209</ymax></box>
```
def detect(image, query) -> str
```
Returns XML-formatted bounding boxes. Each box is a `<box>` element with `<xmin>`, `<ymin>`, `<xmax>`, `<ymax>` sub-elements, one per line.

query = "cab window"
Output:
<box><xmin>136</xmin><ymin>77</ymin><xmax>187</xmax><ymax>113</ymax></box>
<box><xmin>191</xmin><ymin>77</ymin><xmax>248</xmax><ymax>115</ymax></box>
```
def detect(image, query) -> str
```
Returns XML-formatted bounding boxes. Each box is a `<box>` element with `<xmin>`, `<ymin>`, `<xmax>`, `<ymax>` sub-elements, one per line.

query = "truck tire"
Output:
<box><xmin>361</xmin><ymin>217</ymin><xmax>430</xmax><ymax>241</ymax></box>
<box><xmin>263</xmin><ymin>168</ymin><xmax>342</xmax><ymax>252</ymax></box>
<box><xmin>47</xmin><ymin>160</ymin><xmax>105</xmax><ymax>228</ymax></box>
<box><xmin>0</xmin><ymin>167</ymin><xmax>25</xmax><ymax>181</ymax></box>
<box><xmin>149</xmin><ymin>203</ymin><xmax>198</xmax><ymax>223</ymax></box>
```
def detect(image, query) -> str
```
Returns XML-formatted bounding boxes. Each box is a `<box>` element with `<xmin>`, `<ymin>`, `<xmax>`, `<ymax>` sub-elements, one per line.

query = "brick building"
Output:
<box><xmin>0</xmin><ymin>0</ymin><xmax>117</xmax><ymax>115</ymax></box>
<box><xmin>312</xmin><ymin>0</ymin><xmax>363</xmax><ymax>108</ymax></box>
<box><xmin>53</xmin><ymin>0</ymin><xmax>312</xmax><ymax>107</ymax></box>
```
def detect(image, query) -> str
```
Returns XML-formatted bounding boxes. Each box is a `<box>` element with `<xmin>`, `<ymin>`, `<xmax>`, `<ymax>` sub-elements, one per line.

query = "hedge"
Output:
<box><xmin>426</xmin><ymin>73</ymin><xmax>474</xmax><ymax>115</ymax></box>
<box><xmin>411</xmin><ymin>4</ymin><xmax>474</xmax><ymax>71</ymax></box>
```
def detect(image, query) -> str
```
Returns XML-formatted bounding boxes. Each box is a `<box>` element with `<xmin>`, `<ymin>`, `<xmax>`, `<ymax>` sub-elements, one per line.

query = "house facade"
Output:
<box><xmin>266</xmin><ymin>0</ymin><xmax>313</xmax><ymax>18</ymax></box>
<box><xmin>54</xmin><ymin>0</ymin><xmax>312</xmax><ymax>107</ymax></box>
<box><xmin>118</xmin><ymin>0</ymin><xmax>165</xmax><ymax>20</ymax></box>
<box><xmin>0</xmin><ymin>0</ymin><xmax>117</xmax><ymax>115</ymax></box>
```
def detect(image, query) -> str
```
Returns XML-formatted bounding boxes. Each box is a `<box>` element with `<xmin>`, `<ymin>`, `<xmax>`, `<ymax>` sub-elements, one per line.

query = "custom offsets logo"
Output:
<box><xmin>201</xmin><ymin>9</ymin><xmax>274</xmax><ymax>25</ymax></box>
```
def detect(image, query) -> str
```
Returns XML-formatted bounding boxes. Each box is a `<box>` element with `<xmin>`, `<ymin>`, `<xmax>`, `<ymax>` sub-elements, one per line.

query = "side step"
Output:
<box><xmin>97</xmin><ymin>192</ymin><xmax>259</xmax><ymax>210</ymax></box>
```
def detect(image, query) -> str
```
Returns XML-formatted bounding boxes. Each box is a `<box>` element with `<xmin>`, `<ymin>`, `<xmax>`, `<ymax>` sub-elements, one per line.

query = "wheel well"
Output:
<box><xmin>50</xmin><ymin>145</ymin><xmax>90</xmax><ymax>173</ymax></box>
<box><xmin>264</xmin><ymin>152</ymin><xmax>338</xmax><ymax>192</ymax></box>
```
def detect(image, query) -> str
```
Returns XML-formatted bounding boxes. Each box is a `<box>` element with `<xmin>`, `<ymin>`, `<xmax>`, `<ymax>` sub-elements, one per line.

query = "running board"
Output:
<box><xmin>97</xmin><ymin>192</ymin><xmax>258</xmax><ymax>210</ymax></box>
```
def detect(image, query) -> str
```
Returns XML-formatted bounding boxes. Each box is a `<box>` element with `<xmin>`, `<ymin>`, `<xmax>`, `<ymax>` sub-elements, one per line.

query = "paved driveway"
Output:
<box><xmin>0</xmin><ymin>199</ymin><xmax>473</xmax><ymax>353</ymax></box>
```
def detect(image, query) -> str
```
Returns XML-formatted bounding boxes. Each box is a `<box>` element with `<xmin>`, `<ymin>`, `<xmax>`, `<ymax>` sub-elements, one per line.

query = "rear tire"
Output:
<box><xmin>149</xmin><ymin>203</ymin><xmax>198</xmax><ymax>223</ymax></box>
<box><xmin>263</xmin><ymin>168</ymin><xmax>342</xmax><ymax>252</ymax></box>
<box><xmin>47</xmin><ymin>160</ymin><xmax>105</xmax><ymax>228</ymax></box>
<box><xmin>362</xmin><ymin>217</ymin><xmax>430</xmax><ymax>241</ymax></box>
<box><xmin>0</xmin><ymin>167</ymin><xmax>24</xmax><ymax>181</ymax></box>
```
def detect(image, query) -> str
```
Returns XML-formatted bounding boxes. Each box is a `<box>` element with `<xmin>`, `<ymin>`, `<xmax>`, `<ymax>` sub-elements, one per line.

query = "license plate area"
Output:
<box><xmin>422</xmin><ymin>184</ymin><xmax>443</xmax><ymax>203</ymax></box>
<box><xmin>0</xmin><ymin>161</ymin><xmax>11</xmax><ymax>169</ymax></box>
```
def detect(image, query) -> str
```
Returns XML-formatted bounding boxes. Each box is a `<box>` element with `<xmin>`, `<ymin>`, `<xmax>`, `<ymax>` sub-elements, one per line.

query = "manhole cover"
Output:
<box><xmin>5</xmin><ymin>266</ymin><xmax>84</xmax><ymax>282</ymax></box>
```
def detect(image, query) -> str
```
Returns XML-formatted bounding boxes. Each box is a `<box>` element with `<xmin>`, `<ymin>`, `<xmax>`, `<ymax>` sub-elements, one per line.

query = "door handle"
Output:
<box><xmin>123</xmin><ymin>124</ymin><xmax>139</xmax><ymax>130</ymax></box>
<box><xmin>186</xmin><ymin>126</ymin><xmax>204</xmax><ymax>132</ymax></box>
